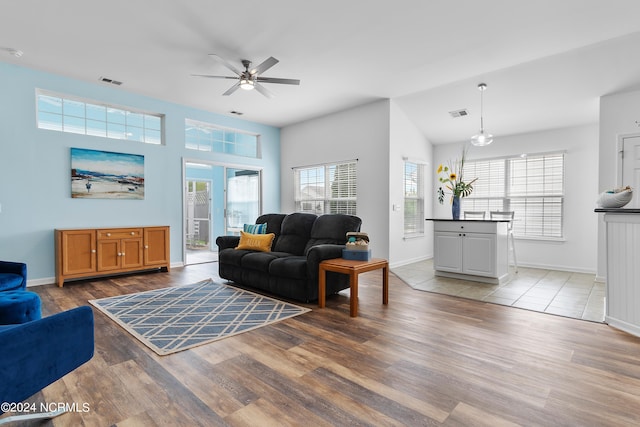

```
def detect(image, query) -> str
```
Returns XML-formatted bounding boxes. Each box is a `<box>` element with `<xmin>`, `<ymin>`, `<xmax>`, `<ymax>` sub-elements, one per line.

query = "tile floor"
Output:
<box><xmin>392</xmin><ymin>259</ymin><xmax>605</xmax><ymax>323</ymax></box>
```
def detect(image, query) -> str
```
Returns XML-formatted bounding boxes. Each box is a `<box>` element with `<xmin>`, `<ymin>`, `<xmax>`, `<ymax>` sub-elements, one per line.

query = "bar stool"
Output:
<box><xmin>463</xmin><ymin>211</ymin><xmax>486</xmax><ymax>220</ymax></box>
<box><xmin>490</xmin><ymin>211</ymin><xmax>518</xmax><ymax>272</ymax></box>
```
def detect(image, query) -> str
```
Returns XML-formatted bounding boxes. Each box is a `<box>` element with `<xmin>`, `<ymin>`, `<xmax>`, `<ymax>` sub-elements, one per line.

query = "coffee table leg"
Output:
<box><xmin>350</xmin><ymin>271</ymin><xmax>358</xmax><ymax>317</ymax></box>
<box><xmin>383</xmin><ymin>264</ymin><xmax>389</xmax><ymax>305</ymax></box>
<box><xmin>318</xmin><ymin>266</ymin><xmax>326</xmax><ymax>308</ymax></box>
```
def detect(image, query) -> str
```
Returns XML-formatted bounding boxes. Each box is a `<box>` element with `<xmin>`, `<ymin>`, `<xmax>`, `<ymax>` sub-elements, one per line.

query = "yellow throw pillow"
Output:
<box><xmin>235</xmin><ymin>231</ymin><xmax>275</xmax><ymax>252</ymax></box>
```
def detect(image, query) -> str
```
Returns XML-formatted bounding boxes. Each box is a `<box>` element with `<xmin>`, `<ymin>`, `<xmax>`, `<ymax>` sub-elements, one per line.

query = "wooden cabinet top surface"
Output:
<box><xmin>56</xmin><ymin>226</ymin><xmax>169</xmax><ymax>231</ymax></box>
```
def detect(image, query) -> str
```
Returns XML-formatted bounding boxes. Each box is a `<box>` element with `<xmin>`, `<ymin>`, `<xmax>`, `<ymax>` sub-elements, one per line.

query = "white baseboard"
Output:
<box><xmin>26</xmin><ymin>277</ymin><xmax>56</xmax><ymax>287</ymax></box>
<box><xmin>606</xmin><ymin>316</ymin><xmax>640</xmax><ymax>338</ymax></box>
<box><xmin>514</xmin><ymin>261</ymin><xmax>596</xmax><ymax>276</ymax></box>
<box><xmin>389</xmin><ymin>255</ymin><xmax>430</xmax><ymax>270</ymax></box>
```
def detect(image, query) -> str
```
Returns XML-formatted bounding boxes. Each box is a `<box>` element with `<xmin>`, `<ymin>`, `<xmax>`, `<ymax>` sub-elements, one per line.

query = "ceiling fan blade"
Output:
<box><xmin>256</xmin><ymin>77</ymin><xmax>300</xmax><ymax>85</ymax></box>
<box><xmin>191</xmin><ymin>74</ymin><xmax>238</xmax><ymax>80</ymax></box>
<box><xmin>250</xmin><ymin>56</ymin><xmax>279</xmax><ymax>75</ymax></box>
<box><xmin>254</xmin><ymin>83</ymin><xmax>275</xmax><ymax>99</ymax></box>
<box><xmin>208</xmin><ymin>54</ymin><xmax>242</xmax><ymax>75</ymax></box>
<box><xmin>222</xmin><ymin>82</ymin><xmax>241</xmax><ymax>96</ymax></box>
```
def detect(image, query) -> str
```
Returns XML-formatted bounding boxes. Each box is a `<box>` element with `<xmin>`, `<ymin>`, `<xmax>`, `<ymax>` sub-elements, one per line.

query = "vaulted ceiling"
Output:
<box><xmin>3</xmin><ymin>0</ymin><xmax>640</xmax><ymax>144</ymax></box>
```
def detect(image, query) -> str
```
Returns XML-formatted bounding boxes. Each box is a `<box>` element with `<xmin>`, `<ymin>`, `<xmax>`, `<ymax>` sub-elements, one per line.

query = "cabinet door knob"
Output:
<box><xmin>131</xmin><ymin>232</ymin><xmax>135</xmax><ymax>235</ymax></box>
<box><xmin>107</xmin><ymin>233</ymin><xmax>111</xmax><ymax>237</ymax></box>
<box><xmin>122</xmin><ymin>252</ymin><xmax>125</xmax><ymax>256</ymax></box>
<box><xmin>91</xmin><ymin>249</ymin><xmax>96</xmax><ymax>253</ymax></box>
<box><xmin>145</xmin><ymin>245</ymin><xmax>149</xmax><ymax>249</ymax></box>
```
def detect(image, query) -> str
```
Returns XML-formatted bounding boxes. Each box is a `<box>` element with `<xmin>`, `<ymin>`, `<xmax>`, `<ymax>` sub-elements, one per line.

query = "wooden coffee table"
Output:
<box><xmin>318</xmin><ymin>257</ymin><xmax>389</xmax><ymax>317</ymax></box>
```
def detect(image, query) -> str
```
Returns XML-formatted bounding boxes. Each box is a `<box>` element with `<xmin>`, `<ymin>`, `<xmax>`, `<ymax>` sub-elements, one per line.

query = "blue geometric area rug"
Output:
<box><xmin>89</xmin><ymin>279</ymin><xmax>310</xmax><ymax>355</ymax></box>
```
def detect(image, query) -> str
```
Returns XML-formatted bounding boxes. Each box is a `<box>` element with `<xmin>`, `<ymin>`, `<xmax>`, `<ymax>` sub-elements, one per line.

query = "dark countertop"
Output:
<box><xmin>594</xmin><ymin>208</ymin><xmax>640</xmax><ymax>213</ymax></box>
<box><xmin>425</xmin><ymin>218</ymin><xmax>511</xmax><ymax>222</ymax></box>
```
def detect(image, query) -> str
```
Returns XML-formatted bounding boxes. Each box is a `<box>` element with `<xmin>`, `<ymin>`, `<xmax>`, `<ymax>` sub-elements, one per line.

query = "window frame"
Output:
<box><xmin>403</xmin><ymin>160</ymin><xmax>425</xmax><ymax>237</ymax></box>
<box><xmin>293</xmin><ymin>160</ymin><xmax>357</xmax><ymax>215</ymax></box>
<box><xmin>36</xmin><ymin>89</ymin><xmax>164</xmax><ymax>145</ymax></box>
<box><xmin>461</xmin><ymin>152</ymin><xmax>565</xmax><ymax>240</ymax></box>
<box><xmin>185</xmin><ymin>119</ymin><xmax>260</xmax><ymax>158</ymax></box>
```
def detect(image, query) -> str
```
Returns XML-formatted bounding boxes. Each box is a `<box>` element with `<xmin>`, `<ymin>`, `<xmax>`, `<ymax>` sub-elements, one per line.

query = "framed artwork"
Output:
<box><xmin>71</xmin><ymin>148</ymin><xmax>144</xmax><ymax>199</ymax></box>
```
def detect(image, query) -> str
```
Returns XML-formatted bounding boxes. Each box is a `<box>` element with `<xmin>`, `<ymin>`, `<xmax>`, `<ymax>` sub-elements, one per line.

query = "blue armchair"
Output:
<box><xmin>0</xmin><ymin>306</ymin><xmax>94</xmax><ymax>424</ymax></box>
<box><xmin>0</xmin><ymin>261</ymin><xmax>27</xmax><ymax>292</ymax></box>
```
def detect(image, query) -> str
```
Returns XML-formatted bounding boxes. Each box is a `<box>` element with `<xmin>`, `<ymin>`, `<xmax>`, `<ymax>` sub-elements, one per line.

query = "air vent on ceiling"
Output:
<box><xmin>99</xmin><ymin>77</ymin><xmax>123</xmax><ymax>86</ymax></box>
<box><xmin>449</xmin><ymin>109</ymin><xmax>468</xmax><ymax>118</ymax></box>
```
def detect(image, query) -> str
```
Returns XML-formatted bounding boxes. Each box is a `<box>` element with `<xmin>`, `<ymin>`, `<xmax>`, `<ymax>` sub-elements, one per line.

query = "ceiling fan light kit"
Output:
<box><xmin>193</xmin><ymin>54</ymin><xmax>300</xmax><ymax>98</ymax></box>
<box><xmin>471</xmin><ymin>83</ymin><xmax>493</xmax><ymax>146</ymax></box>
<box><xmin>240</xmin><ymin>79</ymin><xmax>254</xmax><ymax>90</ymax></box>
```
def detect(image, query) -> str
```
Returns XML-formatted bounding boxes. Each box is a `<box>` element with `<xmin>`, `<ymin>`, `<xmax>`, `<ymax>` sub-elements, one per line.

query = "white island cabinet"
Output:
<box><xmin>429</xmin><ymin>219</ymin><xmax>509</xmax><ymax>284</ymax></box>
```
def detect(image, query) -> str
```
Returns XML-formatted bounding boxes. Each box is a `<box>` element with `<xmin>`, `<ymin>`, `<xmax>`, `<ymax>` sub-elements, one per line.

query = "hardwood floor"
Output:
<box><xmin>5</xmin><ymin>263</ymin><xmax>640</xmax><ymax>426</ymax></box>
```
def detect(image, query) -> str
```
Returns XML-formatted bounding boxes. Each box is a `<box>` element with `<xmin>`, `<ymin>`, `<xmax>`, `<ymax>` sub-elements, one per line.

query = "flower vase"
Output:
<box><xmin>452</xmin><ymin>196</ymin><xmax>460</xmax><ymax>220</ymax></box>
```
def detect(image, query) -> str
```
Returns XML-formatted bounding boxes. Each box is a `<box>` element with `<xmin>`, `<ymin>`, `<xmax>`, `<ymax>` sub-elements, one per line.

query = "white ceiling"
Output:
<box><xmin>3</xmin><ymin>0</ymin><xmax>640</xmax><ymax>144</ymax></box>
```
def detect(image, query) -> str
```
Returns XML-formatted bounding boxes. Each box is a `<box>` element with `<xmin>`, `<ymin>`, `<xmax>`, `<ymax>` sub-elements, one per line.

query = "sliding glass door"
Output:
<box><xmin>225</xmin><ymin>168</ymin><xmax>261</xmax><ymax>235</ymax></box>
<box><xmin>183</xmin><ymin>161</ymin><xmax>261</xmax><ymax>265</ymax></box>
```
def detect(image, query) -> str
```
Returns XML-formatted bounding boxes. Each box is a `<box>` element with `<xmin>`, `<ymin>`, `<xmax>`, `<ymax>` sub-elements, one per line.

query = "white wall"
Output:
<box><xmin>433</xmin><ymin>124</ymin><xmax>599</xmax><ymax>273</ymax></box>
<box><xmin>280</xmin><ymin>100</ymin><xmax>391</xmax><ymax>259</ymax></box>
<box><xmin>389</xmin><ymin>101</ymin><xmax>433</xmax><ymax>266</ymax></box>
<box><xmin>598</xmin><ymin>88</ymin><xmax>640</xmax><ymax>279</ymax></box>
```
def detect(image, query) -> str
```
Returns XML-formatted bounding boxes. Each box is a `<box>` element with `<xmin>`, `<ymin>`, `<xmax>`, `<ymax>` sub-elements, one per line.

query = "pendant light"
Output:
<box><xmin>471</xmin><ymin>83</ymin><xmax>493</xmax><ymax>146</ymax></box>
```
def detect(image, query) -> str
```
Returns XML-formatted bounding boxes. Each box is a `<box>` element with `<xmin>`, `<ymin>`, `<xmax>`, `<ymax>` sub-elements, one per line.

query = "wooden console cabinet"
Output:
<box><xmin>55</xmin><ymin>226</ymin><xmax>170</xmax><ymax>287</ymax></box>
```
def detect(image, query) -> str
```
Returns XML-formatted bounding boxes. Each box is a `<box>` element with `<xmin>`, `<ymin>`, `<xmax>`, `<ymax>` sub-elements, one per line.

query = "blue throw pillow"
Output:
<box><xmin>243</xmin><ymin>223</ymin><xmax>267</xmax><ymax>234</ymax></box>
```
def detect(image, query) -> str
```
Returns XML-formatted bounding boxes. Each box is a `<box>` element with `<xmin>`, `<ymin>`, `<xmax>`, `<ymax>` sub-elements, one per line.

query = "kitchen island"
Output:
<box><xmin>427</xmin><ymin>219</ymin><xmax>510</xmax><ymax>284</ymax></box>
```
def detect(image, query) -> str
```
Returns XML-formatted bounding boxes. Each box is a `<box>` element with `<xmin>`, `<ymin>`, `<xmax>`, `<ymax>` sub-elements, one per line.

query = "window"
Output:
<box><xmin>36</xmin><ymin>90</ymin><xmax>163</xmax><ymax>144</ymax></box>
<box><xmin>404</xmin><ymin>161</ymin><xmax>424</xmax><ymax>236</ymax></box>
<box><xmin>294</xmin><ymin>161</ymin><xmax>357</xmax><ymax>214</ymax></box>
<box><xmin>462</xmin><ymin>153</ymin><xmax>564</xmax><ymax>239</ymax></box>
<box><xmin>185</xmin><ymin>119</ymin><xmax>259</xmax><ymax>158</ymax></box>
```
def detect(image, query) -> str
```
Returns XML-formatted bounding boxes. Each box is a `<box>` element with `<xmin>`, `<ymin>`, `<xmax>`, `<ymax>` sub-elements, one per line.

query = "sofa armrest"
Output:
<box><xmin>306</xmin><ymin>244</ymin><xmax>345</xmax><ymax>287</ymax></box>
<box><xmin>0</xmin><ymin>306</ymin><xmax>94</xmax><ymax>406</ymax></box>
<box><xmin>306</xmin><ymin>244</ymin><xmax>345</xmax><ymax>263</ymax></box>
<box><xmin>216</xmin><ymin>235</ymin><xmax>241</xmax><ymax>251</ymax></box>
<box><xmin>0</xmin><ymin>261</ymin><xmax>27</xmax><ymax>288</ymax></box>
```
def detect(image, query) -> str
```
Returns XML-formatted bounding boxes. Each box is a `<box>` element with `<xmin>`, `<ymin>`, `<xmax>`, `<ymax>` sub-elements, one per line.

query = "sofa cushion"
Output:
<box><xmin>269</xmin><ymin>256</ymin><xmax>307</xmax><ymax>280</ymax></box>
<box><xmin>236</xmin><ymin>231</ymin><xmax>275</xmax><ymax>252</ymax></box>
<box><xmin>219</xmin><ymin>248</ymin><xmax>252</xmax><ymax>267</ymax></box>
<box><xmin>273</xmin><ymin>213</ymin><xmax>317</xmax><ymax>255</ymax></box>
<box><xmin>241</xmin><ymin>251</ymin><xmax>288</xmax><ymax>272</ymax></box>
<box><xmin>304</xmin><ymin>214</ymin><xmax>362</xmax><ymax>254</ymax></box>
<box><xmin>255</xmin><ymin>214</ymin><xmax>287</xmax><ymax>248</ymax></box>
<box><xmin>0</xmin><ymin>274</ymin><xmax>24</xmax><ymax>292</ymax></box>
<box><xmin>243</xmin><ymin>223</ymin><xmax>267</xmax><ymax>234</ymax></box>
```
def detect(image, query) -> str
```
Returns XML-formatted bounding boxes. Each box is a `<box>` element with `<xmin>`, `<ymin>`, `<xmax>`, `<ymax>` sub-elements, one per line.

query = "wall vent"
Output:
<box><xmin>99</xmin><ymin>77</ymin><xmax>123</xmax><ymax>86</ymax></box>
<box><xmin>449</xmin><ymin>109</ymin><xmax>469</xmax><ymax>118</ymax></box>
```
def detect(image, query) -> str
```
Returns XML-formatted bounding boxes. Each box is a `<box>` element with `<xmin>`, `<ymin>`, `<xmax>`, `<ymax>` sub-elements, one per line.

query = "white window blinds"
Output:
<box><xmin>462</xmin><ymin>153</ymin><xmax>564</xmax><ymax>239</ymax></box>
<box><xmin>404</xmin><ymin>161</ymin><xmax>424</xmax><ymax>236</ymax></box>
<box><xmin>509</xmin><ymin>154</ymin><xmax>564</xmax><ymax>238</ymax></box>
<box><xmin>294</xmin><ymin>161</ymin><xmax>357</xmax><ymax>215</ymax></box>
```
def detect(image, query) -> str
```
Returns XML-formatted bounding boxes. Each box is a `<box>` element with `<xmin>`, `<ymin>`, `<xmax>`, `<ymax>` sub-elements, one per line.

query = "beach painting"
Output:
<box><xmin>71</xmin><ymin>148</ymin><xmax>144</xmax><ymax>199</ymax></box>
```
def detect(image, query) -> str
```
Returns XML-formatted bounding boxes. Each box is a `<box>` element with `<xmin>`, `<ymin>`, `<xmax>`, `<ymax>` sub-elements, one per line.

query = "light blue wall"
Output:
<box><xmin>0</xmin><ymin>62</ymin><xmax>281</xmax><ymax>283</ymax></box>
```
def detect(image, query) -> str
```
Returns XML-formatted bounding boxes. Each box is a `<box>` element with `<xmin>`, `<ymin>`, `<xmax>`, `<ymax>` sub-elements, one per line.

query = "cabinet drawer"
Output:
<box><xmin>98</xmin><ymin>228</ymin><xmax>143</xmax><ymax>239</ymax></box>
<box><xmin>434</xmin><ymin>221</ymin><xmax>497</xmax><ymax>234</ymax></box>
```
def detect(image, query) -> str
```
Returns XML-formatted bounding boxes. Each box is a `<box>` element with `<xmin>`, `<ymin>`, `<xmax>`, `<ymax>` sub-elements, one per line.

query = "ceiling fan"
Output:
<box><xmin>192</xmin><ymin>54</ymin><xmax>300</xmax><ymax>98</ymax></box>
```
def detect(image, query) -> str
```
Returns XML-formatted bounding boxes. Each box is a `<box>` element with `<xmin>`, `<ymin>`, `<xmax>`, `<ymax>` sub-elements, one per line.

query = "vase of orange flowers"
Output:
<box><xmin>437</xmin><ymin>147</ymin><xmax>477</xmax><ymax>220</ymax></box>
